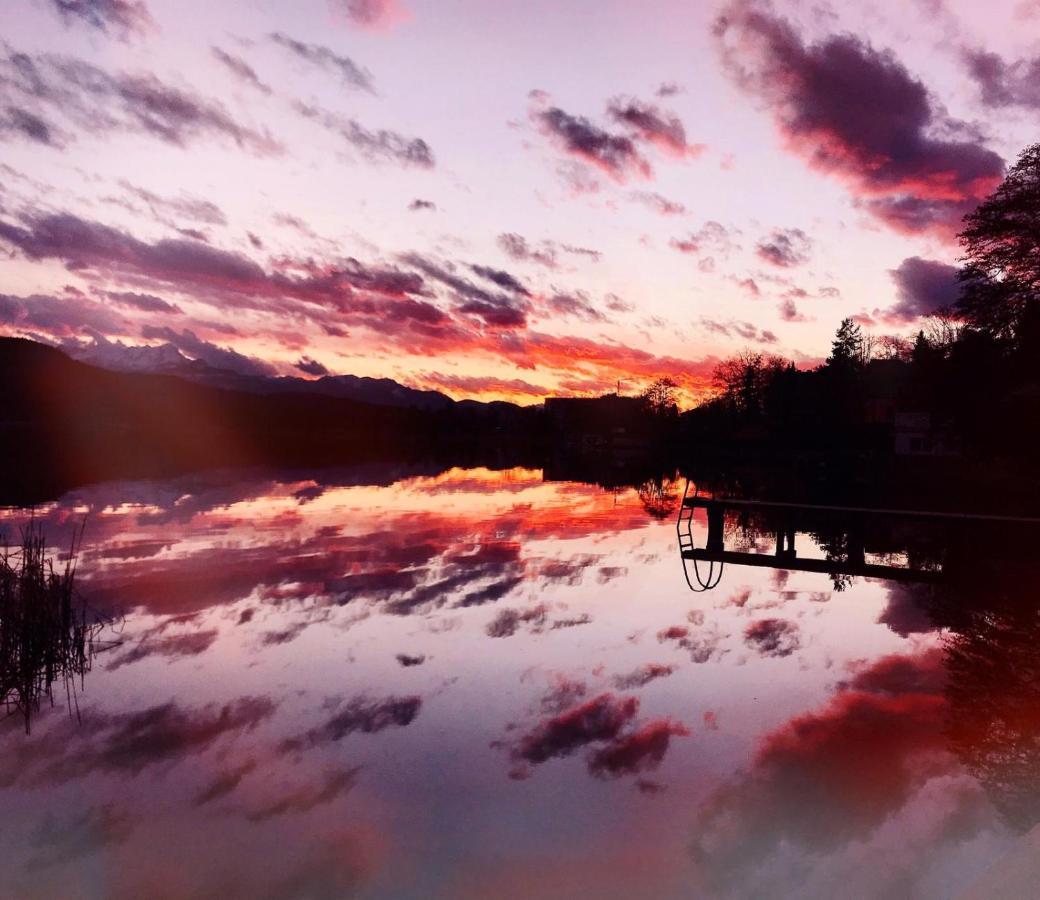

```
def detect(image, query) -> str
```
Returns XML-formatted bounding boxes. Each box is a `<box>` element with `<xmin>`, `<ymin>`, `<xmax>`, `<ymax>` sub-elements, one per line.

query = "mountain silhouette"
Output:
<box><xmin>66</xmin><ymin>337</ymin><xmax>455</xmax><ymax>411</ymax></box>
<box><xmin>0</xmin><ymin>337</ymin><xmax>538</xmax><ymax>503</ymax></box>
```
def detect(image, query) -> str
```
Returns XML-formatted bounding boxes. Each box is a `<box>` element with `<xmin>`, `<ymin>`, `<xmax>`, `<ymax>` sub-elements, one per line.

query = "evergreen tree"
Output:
<box><xmin>828</xmin><ymin>318</ymin><xmax>864</xmax><ymax>369</ymax></box>
<box><xmin>911</xmin><ymin>330</ymin><xmax>930</xmax><ymax>365</ymax></box>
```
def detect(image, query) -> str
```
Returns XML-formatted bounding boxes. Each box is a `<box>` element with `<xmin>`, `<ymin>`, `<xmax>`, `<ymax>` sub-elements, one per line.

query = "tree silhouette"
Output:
<box><xmin>828</xmin><ymin>317</ymin><xmax>864</xmax><ymax>370</ymax></box>
<box><xmin>711</xmin><ymin>352</ymin><xmax>789</xmax><ymax>417</ymax></box>
<box><xmin>640</xmin><ymin>377</ymin><xmax>679</xmax><ymax>417</ymax></box>
<box><xmin>958</xmin><ymin>143</ymin><xmax>1040</xmax><ymax>344</ymax></box>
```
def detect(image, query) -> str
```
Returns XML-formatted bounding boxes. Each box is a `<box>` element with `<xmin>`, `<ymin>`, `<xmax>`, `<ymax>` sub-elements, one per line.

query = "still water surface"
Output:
<box><xmin>1</xmin><ymin>465</ymin><xmax>1037</xmax><ymax>899</ymax></box>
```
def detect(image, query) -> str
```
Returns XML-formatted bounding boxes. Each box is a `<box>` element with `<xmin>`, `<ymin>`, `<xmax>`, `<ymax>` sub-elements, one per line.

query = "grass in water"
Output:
<box><xmin>0</xmin><ymin>521</ymin><xmax>116</xmax><ymax>733</ymax></box>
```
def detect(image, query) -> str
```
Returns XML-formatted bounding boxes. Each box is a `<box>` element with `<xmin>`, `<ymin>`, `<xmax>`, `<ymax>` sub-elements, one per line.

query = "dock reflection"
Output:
<box><xmin>675</xmin><ymin>481</ymin><xmax>1040</xmax><ymax>592</ymax></box>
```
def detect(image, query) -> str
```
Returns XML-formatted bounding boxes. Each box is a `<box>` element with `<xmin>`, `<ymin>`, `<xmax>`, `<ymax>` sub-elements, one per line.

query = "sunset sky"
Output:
<box><xmin>1</xmin><ymin>0</ymin><xmax>1037</xmax><ymax>404</ymax></box>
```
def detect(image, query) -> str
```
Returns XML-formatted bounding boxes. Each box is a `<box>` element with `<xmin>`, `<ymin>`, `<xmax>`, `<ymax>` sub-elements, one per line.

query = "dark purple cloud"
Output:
<box><xmin>630</xmin><ymin>191</ymin><xmax>687</xmax><ymax>216</ymax></box>
<box><xmin>0</xmin><ymin>698</ymin><xmax>276</xmax><ymax>787</ymax></box>
<box><xmin>496</xmin><ymin>233</ymin><xmax>600</xmax><ymax>267</ymax></box>
<box><xmin>400</xmin><ymin>252</ymin><xmax>528</xmax><ymax>328</ymax></box>
<box><xmin>0</xmin><ymin>291</ymin><xmax>126</xmax><ymax>335</ymax></box>
<box><xmin>500</xmin><ymin>687</ymin><xmax>691</xmax><ymax>781</ymax></box>
<box><xmin>91</xmin><ymin>698</ymin><xmax>275</xmax><ymax>775</ymax></box>
<box><xmin>546</xmin><ymin>291</ymin><xmax>606</xmax><ymax>323</ymax></box>
<box><xmin>744</xmin><ymin>617</ymin><xmax>801</xmax><ymax>657</ymax></box>
<box><xmin>536</xmin><ymin>555</ymin><xmax>602</xmax><ymax>586</ymax></box>
<box><xmin>560</xmin><ymin>243</ymin><xmax>602</xmax><ymax>262</ymax></box>
<box><xmin>612</xmin><ymin>663</ymin><xmax>676</xmax><ymax>690</ymax></box>
<box><xmin>607</xmin><ymin>95</ymin><xmax>705</xmax><ymax>158</ymax></box>
<box><xmin>211</xmin><ymin>47</ymin><xmax>272</xmax><ymax>96</ymax></box>
<box><xmin>104</xmin><ymin>290</ymin><xmax>183</xmax><ymax>315</ymax></box>
<box><xmin>0</xmin><ymin>211</ymin><xmax>260</xmax><ymax>280</ymax></box>
<box><xmin>534</xmin><ymin>106</ymin><xmax>651</xmax><ymax>183</ymax></box>
<box><xmin>47</xmin><ymin>0</ymin><xmax>154</xmax><ymax>40</ymax></box>
<box><xmin>194</xmin><ymin>760</ymin><xmax>257</xmax><ymax>806</ymax></box>
<box><xmin>469</xmin><ymin>264</ymin><xmax>530</xmax><ymax>296</ymax></box>
<box><xmin>455</xmin><ymin>574</ymin><xmax>525</xmax><ymax>607</ymax></box>
<box><xmin>329</xmin><ymin>539</ymin><xmax>524</xmax><ymax>617</ymax></box>
<box><xmin>1</xmin><ymin>105</ymin><xmax>60</xmax><ymax>146</ymax></box>
<box><xmin>701</xmin><ymin>317</ymin><xmax>778</xmax><ymax>344</ymax></box>
<box><xmin>0</xmin><ymin>50</ymin><xmax>281</xmax><ymax>155</ymax></box>
<box><xmin>510</xmin><ymin>693</ymin><xmax>639</xmax><ymax>767</ymax></box>
<box><xmin>408</xmin><ymin>198</ymin><xmax>436</xmax><ymax>211</ymax></box>
<box><xmin>270</xmin><ymin>32</ymin><xmax>374</xmax><ymax>93</ymax></box>
<box><xmin>497</xmin><ymin>233</ymin><xmax>557</xmax><ymax>268</ymax></box>
<box><xmin>551</xmin><ymin>614</ymin><xmax>592</xmax><ymax>630</ymax></box>
<box><xmin>293</xmin><ymin>100</ymin><xmax>434</xmax><ymax>168</ymax></box>
<box><xmin>486</xmin><ymin>604</ymin><xmax>548</xmax><ymax>638</ymax></box>
<box><xmin>0</xmin><ymin>210</ymin><xmax>451</xmax><ymax>338</ymax></box>
<box><xmin>460</xmin><ymin>301</ymin><xmax>527</xmax><ymax>328</ymax></box>
<box><xmin>962</xmin><ymin>48</ymin><xmax>1040</xmax><ymax>110</ymax></box>
<box><xmin>714</xmin><ymin>0</ymin><xmax>1004</xmax><ymax>237</ymax></box>
<box><xmin>278</xmin><ymin>695</ymin><xmax>422</xmax><ymax>753</ymax></box>
<box><xmin>778</xmin><ymin>297</ymin><xmax>809</xmax><ymax>322</ymax></box>
<box><xmin>105</xmin><ymin>629</ymin><xmax>218</xmax><ymax>670</ymax></box>
<box><xmin>295</xmin><ymin>355</ymin><xmax>331</xmax><ymax>377</ymax></box>
<box><xmin>885</xmin><ymin>256</ymin><xmax>961</xmax><ymax>322</ymax></box>
<box><xmin>116</xmin><ymin>180</ymin><xmax>228</xmax><ymax>226</ymax></box>
<box><xmin>756</xmin><ymin>227</ymin><xmax>811</xmax><ymax>268</ymax></box>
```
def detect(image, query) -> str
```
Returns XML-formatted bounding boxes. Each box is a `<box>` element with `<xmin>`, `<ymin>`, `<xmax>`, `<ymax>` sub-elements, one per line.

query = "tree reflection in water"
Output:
<box><xmin>637</xmin><ymin>477</ymin><xmax>681</xmax><ymax>520</ymax></box>
<box><xmin>0</xmin><ymin>523</ymin><xmax>119</xmax><ymax>733</ymax></box>
<box><xmin>933</xmin><ymin>551</ymin><xmax>1040</xmax><ymax>834</ymax></box>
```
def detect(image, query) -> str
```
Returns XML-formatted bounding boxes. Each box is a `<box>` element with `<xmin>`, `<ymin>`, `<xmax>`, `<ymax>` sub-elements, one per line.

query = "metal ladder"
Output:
<box><xmin>675</xmin><ymin>480</ymin><xmax>724</xmax><ymax>592</ymax></box>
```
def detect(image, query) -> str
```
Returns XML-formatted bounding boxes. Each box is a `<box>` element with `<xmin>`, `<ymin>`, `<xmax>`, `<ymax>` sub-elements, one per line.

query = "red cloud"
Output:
<box><xmin>587</xmin><ymin>718</ymin><xmax>690</xmax><ymax>778</ymax></box>
<box><xmin>331</xmin><ymin>0</ymin><xmax>410</xmax><ymax>31</ymax></box>
<box><xmin>690</xmin><ymin>646</ymin><xmax>969</xmax><ymax>894</ymax></box>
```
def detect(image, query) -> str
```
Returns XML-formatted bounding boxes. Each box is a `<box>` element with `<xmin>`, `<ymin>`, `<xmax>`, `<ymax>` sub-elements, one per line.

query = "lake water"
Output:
<box><xmin>1</xmin><ymin>465</ymin><xmax>1037</xmax><ymax>899</ymax></box>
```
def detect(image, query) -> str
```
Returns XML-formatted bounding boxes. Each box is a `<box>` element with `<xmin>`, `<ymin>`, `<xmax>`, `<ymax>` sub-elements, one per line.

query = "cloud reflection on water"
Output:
<box><xmin>0</xmin><ymin>465</ymin><xmax>1036</xmax><ymax>898</ymax></box>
